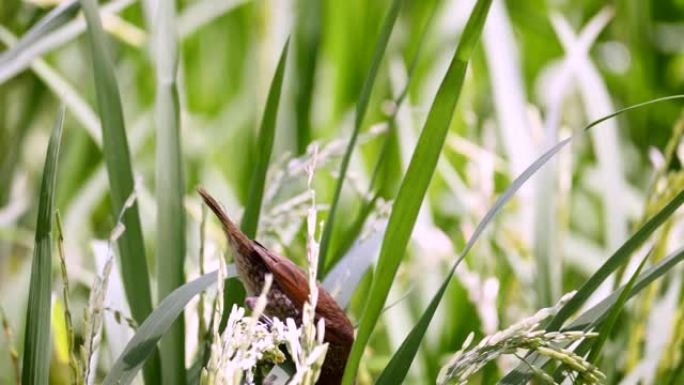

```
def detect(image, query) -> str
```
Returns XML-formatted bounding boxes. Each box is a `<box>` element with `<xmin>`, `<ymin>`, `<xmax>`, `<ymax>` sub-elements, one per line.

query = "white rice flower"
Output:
<box><xmin>204</xmin><ymin>261</ymin><xmax>340</xmax><ymax>385</ymax></box>
<box><xmin>82</xmin><ymin>184</ymin><xmax>140</xmax><ymax>385</ymax></box>
<box><xmin>285</xmin><ymin>146</ymin><xmax>329</xmax><ymax>385</ymax></box>
<box><xmin>204</xmin><ymin>278</ymin><xmax>289</xmax><ymax>385</ymax></box>
<box><xmin>437</xmin><ymin>291</ymin><xmax>605</xmax><ymax>385</ymax></box>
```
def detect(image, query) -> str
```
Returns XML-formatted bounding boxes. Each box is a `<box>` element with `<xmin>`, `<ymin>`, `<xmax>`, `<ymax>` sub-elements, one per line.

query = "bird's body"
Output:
<box><xmin>198</xmin><ymin>188</ymin><xmax>354</xmax><ymax>385</ymax></box>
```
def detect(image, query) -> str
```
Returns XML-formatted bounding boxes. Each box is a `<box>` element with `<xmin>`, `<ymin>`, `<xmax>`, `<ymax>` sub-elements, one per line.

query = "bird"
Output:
<box><xmin>197</xmin><ymin>187</ymin><xmax>354</xmax><ymax>385</ymax></box>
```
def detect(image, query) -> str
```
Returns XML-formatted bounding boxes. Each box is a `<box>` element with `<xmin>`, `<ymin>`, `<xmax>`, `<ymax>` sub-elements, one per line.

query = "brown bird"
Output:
<box><xmin>198</xmin><ymin>187</ymin><xmax>354</xmax><ymax>385</ymax></box>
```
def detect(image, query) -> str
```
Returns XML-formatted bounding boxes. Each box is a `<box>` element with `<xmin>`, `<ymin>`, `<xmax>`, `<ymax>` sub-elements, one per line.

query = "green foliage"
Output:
<box><xmin>550</xmin><ymin>178</ymin><xmax>684</xmax><ymax>331</ymax></box>
<box><xmin>3</xmin><ymin>1</ymin><xmax>684</xmax><ymax>384</ymax></box>
<box><xmin>342</xmin><ymin>1</ymin><xmax>493</xmax><ymax>383</ymax></box>
<box><xmin>103</xmin><ymin>271</ymin><xmax>223</xmax><ymax>385</ymax></box>
<box><xmin>585</xmin><ymin>254</ymin><xmax>648</xmax><ymax>365</ymax></box>
<box><xmin>0</xmin><ymin>0</ymin><xmax>79</xmax><ymax>84</ymax></box>
<box><xmin>79</xmin><ymin>0</ymin><xmax>159</xmax><ymax>382</ymax></box>
<box><xmin>318</xmin><ymin>0</ymin><xmax>403</xmax><ymax>275</ymax></box>
<box><xmin>21</xmin><ymin>107</ymin><xmax>64</xmax><ymax>385</ymax></box>
<box><xmin>241</xmin><ymin>39</ymin><xmax>290</xmax><ymax>239</ymax></box>
<box><xmin>154</xmin><ymin>0</ymin><xmax>186</xmax><ymax>383</ymax></box>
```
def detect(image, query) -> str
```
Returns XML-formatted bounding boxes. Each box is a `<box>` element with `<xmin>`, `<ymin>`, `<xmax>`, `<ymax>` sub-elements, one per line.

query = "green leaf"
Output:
<box><xmin>379</xmin><ymin>134</ymin><xmax>571</xmax><ymax>384</ymax></box>
<box><xmin>340</xmin><ymin>1</ymin><xmax>493</xmax><ymax>383</ymax></box>
<box><xmin>293</xmin><ymin>0</ymin><xmax>321</xmax><ymax>154</ymax></box>
<box><xmin>494</xmin><ymin>96</ymin><xmax>684</xmax><ymax>385</ymax></box>
<box><xmin>79</xmin><ymin>0</ymin><xmax>159</xmax><ymax>382</ymax></box>
<box><xmin>0</xmin><ymin>0</ymin><xmax>136</xmax><ymax>86</ymax></box>
<box><xmin>318</xmin><ymin>0</ymin><xmax>403</xmax><ymax>276</ymax></box>
<box><xmin>376</xmin><ymin>269</ymin><xmax>450</xmax><ymax>384</ymax></box>
<box><xmin>499</xmin><ymin>245</ymin><xmax>684</xmax><ymax>385</ymax></box>
<box><xmin>569</xmin><ymin>246</ymin><xmax>684</xmax><ymax>331</ymax></box>
<box><xmin>0</xmin><ymin>0</ymin><xmax>79</xmax><ymax>67</ymax></box>
<box><xmin>548</xmin><ymin>187</ymin><xmax>684</xmax><ymax>332</ymax></box>
<box><xmin>154</xmin><ymin>0</ymin><xmax>187</xmax><ymax>383</ymax></box>
<box><xmin>103</xmin><ymin>271</ymin><xmax>225</xmax><ymax>385</ymax></box>
<box><xmin>21</xmin><ymin>106</ymin><xmax>64</xmax><ymax>385</ymax></box>
<box><xmin>241</xmin><ymin>38</ymin><xmax>290</xmax><ymax>239</ymax></box>
<box><xmin>381</xmin><ymin>96</ymin><xmax>684</xmax><ymax>384</ymax></box>
<box><xmin>585</xmin><ymin>252</ymin><xmax>649</xmax><ymax>365</ymax></box>
<box><xmin>325</xmin><ymin>2</ymin><xmax>436</xmax><ymax>275</ymax></box>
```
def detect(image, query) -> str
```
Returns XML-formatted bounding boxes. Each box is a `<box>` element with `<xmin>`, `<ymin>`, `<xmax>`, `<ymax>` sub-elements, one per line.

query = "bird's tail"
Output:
<box><xmin>197</xmin><ymin>187</ymin><xmax>253</xmax><ymax>254</ymax></box>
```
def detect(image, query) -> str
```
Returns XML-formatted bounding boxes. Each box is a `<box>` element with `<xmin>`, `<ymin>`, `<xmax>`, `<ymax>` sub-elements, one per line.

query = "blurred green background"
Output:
<box><xmin>2</xmin><ymin>0</ymin><xmax>684</xmax><ymax>384</ymax></box>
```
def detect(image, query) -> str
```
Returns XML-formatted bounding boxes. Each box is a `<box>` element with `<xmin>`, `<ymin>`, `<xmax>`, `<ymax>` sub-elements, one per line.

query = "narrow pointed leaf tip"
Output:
<box><xmin>318</xmin><ymin>0</ymin><xmax>403</xmax><ymax>275</ymax></box>
<box><xmin>241</xmin><ymin>38</ymin><xmax>290</xmax><ymax>239</ymax></box>
<box><xmin>341</xmin><ymin>0</ymin><xmax>493</xmax><ymax>384</ymax></box>
<box><xmin>79</xmin><ymin>0</ymin><xmax>160</xmax><ymax>381</ymax></box>
<box><xmin>103</xmin><ymin>271</ymin><xmax>223</xmax><ymax>385</ymax></box>
<box><xmin>21</xmin><ymin>107</ymin><xmax>64</xmax><ymax>385</ymax></box>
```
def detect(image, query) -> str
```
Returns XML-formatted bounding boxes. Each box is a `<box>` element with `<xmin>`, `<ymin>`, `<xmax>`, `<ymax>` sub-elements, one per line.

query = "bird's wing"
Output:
<box><xmin>253</xmin><ymin>244</ymin><xmax>354</xmax><ymax>346</ymax></box>
<box><xmin>253</xmin><ymin>241</ymin><xmax>309</xmax><ymax>304</ymax></box>
<box><xmin>197</xmin><ymin>187</ymin><xmax>352</xmax><ymax>344</ymax></box>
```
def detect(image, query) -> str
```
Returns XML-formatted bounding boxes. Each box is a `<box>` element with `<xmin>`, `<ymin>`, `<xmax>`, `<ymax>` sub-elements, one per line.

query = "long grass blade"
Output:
<box><xmin>375</xmin><ymin>268</ymin><xmax>449</xmax><ymax>384</ymax></box>
<box><xmin>21</xmin><ymin>106</ymin><xmax>64</xmax><ymax>385</ymax></box>
<box><xmin>325</xmin><ymin>3</ymin><xmax>436</xmax><ymax>275</ymax></box>
<box><xmin>585</xmin><ymin>253</ymin><xmax>649</xmax><ymax>365</ymax></box>
<box><xmin>547</xmin><ymin>187</ymin><xmax>684</xmax><ymax>331</ymax></box>
<box><xmin>499</xmin><ymin>245</ymin><xmax>684</xmax><ymax>385</ymax></box>
<box><xmin>0</xmin><ymin>25</ymin><xmax>102</xmax><ymax>146</ymax></box>
<box><xmin>0</xmin><ymin>0</ymin><xmax>136</xmax><ymax>86</ymax></box>
<box><xmin>0</xmin><ymin>0</ymin><xmax>79</xmax><ymax>65</ymax></box>
<box><xmin>499</xmin><ymin>186</ymin><xmax>684</xmax><ymax>384</ymax></box>
<box><xmin>0</xmin><ymin>0</ymin><xmax>245</xmax><ymax>87</ymax></box>
<box><xmin>317</xmin><ymin>0</ymin><xmax>403</xmax><ymax>275</ymax></box>
<box><xmin>569</xmin><ymin>246</ymin><xmax>684</xmax><ymax>331</ymax></box>
<box><xmin>293</xmin><ymin>0</ymin><xmax>320</xmax><ymax>154</ymax></box>
<box><xmin>102</xmin><ymin>270</ymin><xmax>227</xmax><ymax>385</ymax></box>
<box><xmin>241</xmin><ymin>39</ymin><xmax>290</xmax><ymax>239</ymax></box>
<box><xmin>153</xmin><ymin>0</ymin><xmax>187</xmax><ymax>383</ymax></box>
<box><xmin>380</xmin><ymin>94</ymin><xmax>684</xmax><ymax>383</ymax></box>
<box><xmin>340</xmin><ymin>1</ymin><xmax>493</xmax><ymax>383</ymax></box>
<box><xmin>488</xmin><ymin>100</ymin><xmax>684</xmax><ymax>385</ymax></box>
<box><xmin>79</xmin><ymin>0</ymin><xmax>160</xmax><ymax>382</ymax></box>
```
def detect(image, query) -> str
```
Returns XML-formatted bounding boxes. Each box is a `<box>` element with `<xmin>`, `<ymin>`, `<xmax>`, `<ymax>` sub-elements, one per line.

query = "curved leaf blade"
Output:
<box><xmin>293</xmin><ymin>0</ymin><xmax>321</xmax><ymax>155</ymax></box>
<box><xmin>103</xmin><ymin>270</ymin><xmax>224</xmax><ymax>385</ymax></box>
<box><xmin>318</xmin><ymin>0</ymin><xmax>403</xmax><ymax>275</ymax></box>
<box><xmin>79</xmin><ymin>0</ymin><xmax>159</xmax><ymax>381</ymax></box>
<box><xmin>547</xmin><ymin>186</ymin><xmax>684</xmax><ymax>331</ymax></box>
<box><xmin>241</xmin><ymin>38</ymin><xmax>290</xmax><ymax>239</ymax></box>
<box><xmin>0</xmin><ymin>0</ymin><xmax>79</xmax><ymax>66</ymax></box>
<box><xmin>80</xmin><ymin>0</ymin><xmax>154</xmax><ymax>335</ymax></box>
<box><xmin>380</xmin><ymin>96</ymin><xmax>684</xmax><ymax>384</ymax></box>
<box><xmin>154</xmin><ymin>0</ymin><xmax>187</xmax><ymax>383</ymax></box>
<box><xmin>585</xmin><ymin>253</ymin><xmax>649</xmax><ymax>364</ymax></box>
<box><xmin>569</xmin><ymin>245</ymin><xmax>684</xmax><ymax>331</ymax></box>
<box><xmin>21</xmin><ymin>107</ymin><xmax>64</xmax><ymax>385</ymax></box>
<box><xmin>340</xmin><ymin>1</ymin><xmax>493</xmax><ymax>383</ymax></box>
<box><xmin>325</xmin><ymin>2</ymin><xmax>436</xmax><ymax>275</ymax></box>
<box><xmin>499</xmin><ymin>245</ymin><xmax>684</xmax><ymax>384</ymax></box>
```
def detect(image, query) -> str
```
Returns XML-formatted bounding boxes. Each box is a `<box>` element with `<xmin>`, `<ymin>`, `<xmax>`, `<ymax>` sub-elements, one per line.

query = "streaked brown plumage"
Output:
<box><xmin>198</xmin><ymin>187</ymin><xmax>354</xmax><ymax>385</ymax></box>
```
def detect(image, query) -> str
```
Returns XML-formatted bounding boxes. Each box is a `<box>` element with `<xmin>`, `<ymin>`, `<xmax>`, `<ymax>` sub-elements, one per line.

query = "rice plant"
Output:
<box><xmin>2</xmin><ymin>0</ymin><xmax>684</xmax><ymax>384</ymax></box>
